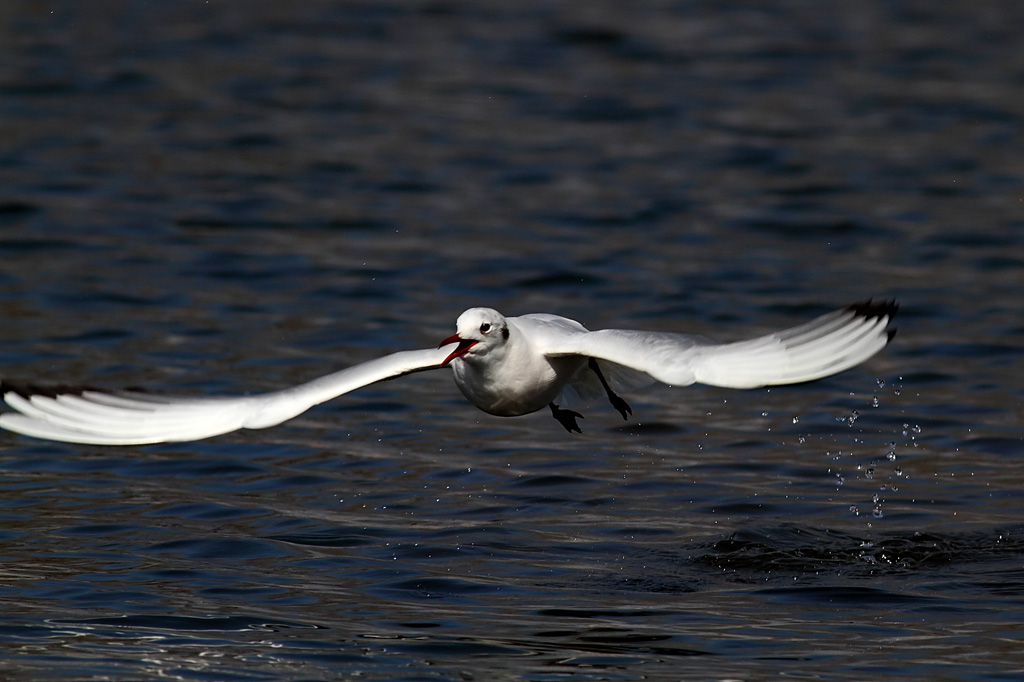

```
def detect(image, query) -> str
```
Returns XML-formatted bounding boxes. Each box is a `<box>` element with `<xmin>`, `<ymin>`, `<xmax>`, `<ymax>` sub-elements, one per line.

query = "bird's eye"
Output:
<box><xmin>480</xmin><ymin>322</ymin><xmax>491</xmax><ymax>333</ymax></box>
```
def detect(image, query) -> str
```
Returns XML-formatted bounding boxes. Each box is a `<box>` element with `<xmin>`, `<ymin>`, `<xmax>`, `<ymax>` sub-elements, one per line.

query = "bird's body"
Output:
<box><xmin>449</xmin><ymin>312</ymin><xmax>589</xmax><ymax>416</ymax></box>
<box><xmin>0</xmin><ymin>300</ymin><xmax>898</xmax><ymax>445</ymax></box>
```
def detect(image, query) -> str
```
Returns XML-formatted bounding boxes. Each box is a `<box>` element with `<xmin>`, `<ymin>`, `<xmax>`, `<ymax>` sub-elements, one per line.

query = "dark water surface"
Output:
<box><xmin>2</xmin><ymin>1</ymin><xmax>1024</xmax><ymax>680</ymax></box>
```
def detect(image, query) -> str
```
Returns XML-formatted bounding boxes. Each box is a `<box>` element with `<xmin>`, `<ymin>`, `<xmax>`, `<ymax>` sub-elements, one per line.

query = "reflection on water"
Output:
<box><xmin>3</xmin><ymin>0</ymin><xmax>1024</xmax><ymax>679</ymax></box>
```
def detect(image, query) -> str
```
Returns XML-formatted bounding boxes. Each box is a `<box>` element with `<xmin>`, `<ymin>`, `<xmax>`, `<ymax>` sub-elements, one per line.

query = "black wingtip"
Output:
<box><xmin>0</xmin><ymin>381</ymin><xmax>152</xmax><ymax>401</ymax></box>
<box><xmin>844</xmin><ymin>298</ymin><xmax>899</xmax><ymax>345</ymax></box>
<box><xmin>0</xmin><ymin>380</ymin><xmax>96</xmax><ymax>400</ymax></box>
<box><xmin>844</xmin><ymin>298</ymin><xmax>899</xmax><ymax>321</ymax></box>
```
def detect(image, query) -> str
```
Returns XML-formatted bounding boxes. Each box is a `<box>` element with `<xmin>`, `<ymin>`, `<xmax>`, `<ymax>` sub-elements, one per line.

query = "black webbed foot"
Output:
<box><xmin>549</xmin><ymin>402</ymin><xmax>584</xmax><ymax>434</ymax></box>
<box><xmin>587</xmin><ymin>358</ymin><xmax>633</xmax><ymax>420</ymax></box>
<box><xmin>608</xmin><ymin>394</ymin><xmax>632</xmax><ymax>421</ymax></box>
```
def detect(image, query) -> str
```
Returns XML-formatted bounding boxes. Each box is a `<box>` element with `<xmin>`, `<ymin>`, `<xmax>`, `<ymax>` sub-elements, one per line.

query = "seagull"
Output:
<box><xmin>0</xmin><ymin>300</ymin><xmax>897</xmax><ymax>445</ymax></box>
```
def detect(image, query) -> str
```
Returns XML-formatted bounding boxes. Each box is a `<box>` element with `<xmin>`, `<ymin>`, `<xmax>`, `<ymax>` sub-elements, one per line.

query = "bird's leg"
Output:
<box><xmin>549</xmin><ymin>403</ymin><xmax>584</xmax><ymax>433</ymax></box>
<box><xmin>588</xmin><ymin>358</ymin><xmax>632</xmax><ymax>420</ymax></box>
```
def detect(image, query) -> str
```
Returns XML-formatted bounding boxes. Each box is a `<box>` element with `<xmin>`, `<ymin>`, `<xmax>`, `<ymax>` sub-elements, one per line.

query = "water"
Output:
<box><xmin>2</xmin><ymin>1</ymin><xmax>1024</xmax><ymax>679</ymax></box>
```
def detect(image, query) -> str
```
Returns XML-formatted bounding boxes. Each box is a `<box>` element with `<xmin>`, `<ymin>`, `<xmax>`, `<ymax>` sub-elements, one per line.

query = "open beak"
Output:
<box><xmin>439</xmin><ymin>334</ymin><xmax>477</xmax><ymax>366</ymax></box>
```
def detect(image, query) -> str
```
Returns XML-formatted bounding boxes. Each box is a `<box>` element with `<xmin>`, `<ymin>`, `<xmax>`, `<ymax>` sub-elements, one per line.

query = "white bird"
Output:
<box><xmin>0</xmin><ymin>300</ymin><xmax>897</xmax><ymax>445</ymax></box>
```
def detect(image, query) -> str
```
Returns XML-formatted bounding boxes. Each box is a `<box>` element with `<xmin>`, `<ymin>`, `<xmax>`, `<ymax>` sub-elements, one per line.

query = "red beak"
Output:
<box><xmin>439</xmin><ymin>334</ymin><xmax>477</xmax><ymax>366</ymax></box>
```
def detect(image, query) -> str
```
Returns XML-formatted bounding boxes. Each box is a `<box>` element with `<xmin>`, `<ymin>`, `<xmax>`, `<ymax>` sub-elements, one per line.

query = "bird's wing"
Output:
<box><xmin>0</xmin><ymin>346</ymin><xmax>453</xmax><ymax>445</ymax></box>
<box><xmin>542</xmin><ymin>300</ymin><xmax>898</xmax><ymax>390</ymax></box>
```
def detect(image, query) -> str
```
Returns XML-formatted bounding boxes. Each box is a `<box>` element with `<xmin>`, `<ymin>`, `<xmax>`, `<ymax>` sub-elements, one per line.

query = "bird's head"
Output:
<box><xmin>439</xmin><ymin>308</ymin><xmax>509</xmax><ymax>366</ymax></box>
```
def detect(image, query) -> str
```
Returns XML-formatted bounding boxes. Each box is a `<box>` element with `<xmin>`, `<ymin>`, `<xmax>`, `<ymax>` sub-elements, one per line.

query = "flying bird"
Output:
<box><xmin>0</xmin><ymin>300</ymin><xmax>897</xmax><ymax>445</ymax></box>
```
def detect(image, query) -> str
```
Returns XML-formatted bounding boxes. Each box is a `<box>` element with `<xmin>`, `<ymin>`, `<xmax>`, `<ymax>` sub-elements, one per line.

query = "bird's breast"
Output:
<box><xmin>451</xmin><ymin>354</ymin><xmax>585</xmax><ymax>417</ymax></box>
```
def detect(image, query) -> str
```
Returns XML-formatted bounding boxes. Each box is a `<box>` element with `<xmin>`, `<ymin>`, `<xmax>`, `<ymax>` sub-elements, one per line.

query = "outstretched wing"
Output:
<box><xmin>0</xmin><ymin>346</ymin><xmax>453</xmax><ymax>445</ymax></box>
<box><xmin>544</xmin><ymin>300</ymin><xmax>898</xmax><ymax>390</ymax></box>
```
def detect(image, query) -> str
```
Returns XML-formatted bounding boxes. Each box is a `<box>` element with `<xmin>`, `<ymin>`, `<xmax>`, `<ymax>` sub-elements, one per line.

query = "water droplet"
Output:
<box><xmin>792</xmin><ymin>415</ymin><xmax>800</xmax><ymax>424</ymax></box>
<box><xmin>871</xmin><ymin>396</ymin><xmax>880</xmax><ymax>408</ymax></box>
